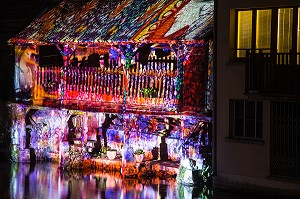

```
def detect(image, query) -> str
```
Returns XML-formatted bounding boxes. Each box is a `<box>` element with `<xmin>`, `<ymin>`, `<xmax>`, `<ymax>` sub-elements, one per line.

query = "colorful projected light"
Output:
<box><xmin>9</xmin><ymin>0</ymin><xmax>214</xmax><ymax>185</ymax></box>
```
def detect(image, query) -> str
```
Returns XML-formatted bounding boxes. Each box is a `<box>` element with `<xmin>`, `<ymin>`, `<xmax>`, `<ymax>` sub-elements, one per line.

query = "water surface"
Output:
<box><xmin>1</xmin><ymin>162</ymin><xmax>212</xmax><ymax>199</ymax></box>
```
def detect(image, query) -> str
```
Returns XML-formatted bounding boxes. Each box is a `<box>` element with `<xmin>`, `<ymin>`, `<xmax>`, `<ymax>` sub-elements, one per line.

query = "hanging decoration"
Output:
<box><xmin>119</xmin><ymin>43</ymin><xmax>138</xmax><ymax>114</ymax></box>
<box><xmin>55</xmin><ymin>43</ymin><xmax>78</xmax><ymax>102</ymax></box>
<box><xmin>175</xmin><ymin>43</ymin><xmax>186</xmax><ymax>105</ymax></box>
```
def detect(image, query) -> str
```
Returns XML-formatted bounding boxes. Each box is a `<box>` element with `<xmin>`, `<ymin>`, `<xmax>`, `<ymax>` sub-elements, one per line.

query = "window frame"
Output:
<box><xmin>229</xmin><ymin>99</ymin><xmax>263</xmax><ymax>140</ymax></box>
<box><xmin>234</xmin><ymin>9</ymin><xmax>255</xmax><ymax>61</ymax></box>
<box><xmin>232</xmin><ymin>6</ymin><xmax>300</xmax><ymax>61</ymax></box>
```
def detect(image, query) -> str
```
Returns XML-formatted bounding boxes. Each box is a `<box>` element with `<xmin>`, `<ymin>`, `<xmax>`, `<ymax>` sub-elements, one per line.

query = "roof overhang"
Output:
<box><xmin>8</xmin><ymin>0</ymin><xmax>214</xmax><ymax>45</ymax></box>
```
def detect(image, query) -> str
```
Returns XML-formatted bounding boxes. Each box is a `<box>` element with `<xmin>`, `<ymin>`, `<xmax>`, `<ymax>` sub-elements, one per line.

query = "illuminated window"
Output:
<box><xmin>297</xmin><ymin>8</ymin><xmax>300</xmax><ymax>64</ymax></box>
<box><xmin>277</xmin><ymin>8</ymin><xmax>293</xmax><ymax>53</ymax></box>
<box><xmin>235</xmin><ymin>7</ymin><xmax>299</xmax><ymax>59</ymax></box>
<box><xmin>230</xmin><ymin>99</ymin><xmax>263</xmax><ymax>139</ymax></box>
<box><xmin>237</xmin><ymin>10</ymin><xmax>252</xmax><ymax>57</ymax></box>
<box><xmin>256</xmin><ymin>9</ymin><xmax>272</xmax><ymax>52</ymax></box>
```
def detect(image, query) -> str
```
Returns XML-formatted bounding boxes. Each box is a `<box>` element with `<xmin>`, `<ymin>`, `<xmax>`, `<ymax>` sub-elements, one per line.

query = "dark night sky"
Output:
<box><xmin>0</xmin><ymin>1</ymin><xmax>63</xmax><ymax>47</ymax></box>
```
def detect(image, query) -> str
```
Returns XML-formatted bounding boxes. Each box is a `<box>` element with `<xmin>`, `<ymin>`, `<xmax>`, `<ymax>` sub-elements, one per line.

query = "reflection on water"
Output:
<box><xmin>5</xmin><ymin>162</ymin><xmax>212</xmax><ymax>199</ymax></box>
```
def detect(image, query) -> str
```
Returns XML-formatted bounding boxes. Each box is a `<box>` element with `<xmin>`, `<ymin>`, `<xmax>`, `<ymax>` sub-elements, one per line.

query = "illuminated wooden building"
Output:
<box><xmin>8</xmin><ymin>0</ymin><xmax>214</xmax><ymax>179</ymax></box>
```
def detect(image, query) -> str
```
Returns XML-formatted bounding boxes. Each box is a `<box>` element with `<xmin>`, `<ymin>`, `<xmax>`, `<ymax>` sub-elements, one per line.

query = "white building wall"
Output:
<box><xmin>215</xmin><ymin>0</ymin><xmax>300</xmax><ymax>194</ymax></box>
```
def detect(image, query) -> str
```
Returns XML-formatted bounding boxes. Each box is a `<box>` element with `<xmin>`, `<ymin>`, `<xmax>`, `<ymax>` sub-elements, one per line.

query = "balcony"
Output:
<box><xmin>245</xmin><ymin>50</ymin><xmax>300</xmax><ymax>98</ymax></box>
<box><xmin>31</xmin><ymin>56</ymin><xmax>180</xmax><ymax>113</ymax></box>
<box><xmin>12</xmin><ymin>45</ymin><xmax>210</xmax><ymax>116</ymax></box>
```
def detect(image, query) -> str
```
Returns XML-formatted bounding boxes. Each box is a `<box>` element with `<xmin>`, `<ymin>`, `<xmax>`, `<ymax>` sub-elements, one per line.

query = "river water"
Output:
<box><xmin>0</xmin><ymin>162</ymin><xmax>213</xmax><ymax>199</ymax></box>
<box><xmin>0</xmin><ymin>162</ymin><xmax>291</xmax><ymax>199</ymax></box>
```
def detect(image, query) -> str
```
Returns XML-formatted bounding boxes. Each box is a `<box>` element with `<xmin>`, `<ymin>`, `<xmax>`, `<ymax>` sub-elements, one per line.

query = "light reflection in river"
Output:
<box><xmin>8</xmin><ymin>162</ymin><xmax>210</xmax><ymax>199</ymax></box>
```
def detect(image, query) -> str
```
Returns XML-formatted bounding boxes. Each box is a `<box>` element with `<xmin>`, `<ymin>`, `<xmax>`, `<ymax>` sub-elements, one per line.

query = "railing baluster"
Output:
<box><xmin>246</xmin><ymin>50</ymin><xmax>300</xmax><ymax>96</ymax></box>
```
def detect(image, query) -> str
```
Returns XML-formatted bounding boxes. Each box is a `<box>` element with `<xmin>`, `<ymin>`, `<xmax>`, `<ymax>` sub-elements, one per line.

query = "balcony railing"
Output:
<box><xmin>15</xmin><ymin>43</ymin><xmax>210</xmax><ymax>114</ymax></box>
<box><xmin>30</xmin><ymin>54</ymin><xmax>208</xmax><ymax>114</ymax></box>
<box><xmin>33</xmin><ymin>56</ymin><xmax>179</xmax><ymax>113</ymax></box>
<box><xmin>245</xmin><ymin>50</ymin><xmax>300</xmax><ymax>97</ymax></box>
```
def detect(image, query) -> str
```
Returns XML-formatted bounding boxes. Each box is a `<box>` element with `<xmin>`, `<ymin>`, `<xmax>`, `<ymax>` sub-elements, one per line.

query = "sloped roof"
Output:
<box><xmin>8</xmin><ymin>0</ymin><xmax>213</xmax><ymax>44</ymax></box>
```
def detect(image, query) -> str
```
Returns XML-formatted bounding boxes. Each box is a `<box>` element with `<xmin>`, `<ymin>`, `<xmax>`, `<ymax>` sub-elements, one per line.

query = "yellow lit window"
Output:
<box><xmin>277</xmin><ymin>8</ymin><xmax>293</xmax><ymax>53</ymax></box>
<box><xmin>297</xmin><ymin>8</ymin><xmax>300</xmax><ymax>64</ymax></box>
<box><xmin>256</xmin><ymin>9</ymin><xmax>271</xmax><ymax>52</ymax></box>
<box><xmin>237</xmin><ymin>10</ymin><xmax>252</xmax><ymax>57</ymax></box>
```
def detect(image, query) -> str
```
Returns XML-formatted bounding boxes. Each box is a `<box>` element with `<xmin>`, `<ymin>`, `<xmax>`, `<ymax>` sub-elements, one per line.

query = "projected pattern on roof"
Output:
<box><xmin>10</xmin><ymin>0</ymin><xmax>213</xmax><ymax>43</ymax></box>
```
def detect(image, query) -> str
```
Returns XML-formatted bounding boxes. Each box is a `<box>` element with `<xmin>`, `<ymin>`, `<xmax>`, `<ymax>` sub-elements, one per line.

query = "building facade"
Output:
<box><xmin>215</xmin><ymin>0</ymin><xmax>300</xmax><ymax>195</ymax></box>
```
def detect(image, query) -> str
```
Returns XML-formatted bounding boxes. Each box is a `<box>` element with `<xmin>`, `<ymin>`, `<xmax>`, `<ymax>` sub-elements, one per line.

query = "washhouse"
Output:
<box><xmin>8</xmin><ymin>0</ymin><xmax>214</xmax><ymax>185</ymax></box>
